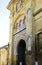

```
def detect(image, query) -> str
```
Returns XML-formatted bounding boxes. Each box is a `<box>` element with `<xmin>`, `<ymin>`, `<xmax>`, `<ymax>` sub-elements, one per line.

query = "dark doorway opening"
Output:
<box><xmin>17</xmin><ymin>39</ymin><xmax>26</xmax><ymax>65</ymax></box>
<box><xmin>35</xmin><ymin>32</ymin><xmax>42</xmax><ymax>65</ymax></box>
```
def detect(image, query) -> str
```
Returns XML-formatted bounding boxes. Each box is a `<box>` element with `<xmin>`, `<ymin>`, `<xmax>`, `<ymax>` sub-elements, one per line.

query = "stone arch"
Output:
<box><xmin>17</xmin><ymin>39</ymin><xmax>26</xmax><ymax>65</ymax></box>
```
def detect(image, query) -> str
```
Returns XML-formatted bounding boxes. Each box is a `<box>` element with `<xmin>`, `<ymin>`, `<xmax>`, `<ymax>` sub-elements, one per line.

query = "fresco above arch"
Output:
<box><xmin>14</xmin><ymin>14</ymin><xmax>26</xmax><ymax>33</ymax></box>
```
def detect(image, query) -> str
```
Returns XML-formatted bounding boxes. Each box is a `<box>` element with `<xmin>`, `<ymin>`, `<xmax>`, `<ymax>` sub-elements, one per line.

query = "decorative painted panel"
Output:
<box><xmin>16</xmin><ymin>16</ymin><xmax>26</xmax><ymax>33</ymax></box>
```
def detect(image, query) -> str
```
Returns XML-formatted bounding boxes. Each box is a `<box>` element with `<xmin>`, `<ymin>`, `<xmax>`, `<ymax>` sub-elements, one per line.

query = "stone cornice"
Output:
<box><xmin>7</xmin><ymin>0</ymin><xmax>14</xmax><ymax>10</ymax></box>
<box><xmin>0</xmin><ymin>44</ymin><xmax>9</xmax><ymax>50</ymax></box>
<box><xmin>33</xmin><ymin>8</ymin><xmax>42</xmax><ymax>16</ymax></box>
<box><xmin>35</xmin><ymin>29</ymin><xmax>42</xmax><ymax>35</ymax></box>
<box><xmin>7</xmin><ymin>0</ymin><xmax>18</xmax><ymax>10</ymax></box>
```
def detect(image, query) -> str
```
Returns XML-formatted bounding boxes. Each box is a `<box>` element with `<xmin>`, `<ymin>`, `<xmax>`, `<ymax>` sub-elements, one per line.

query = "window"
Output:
<box><xmin>19</xmin><ymin>19</ymin><xmax>22</xmax><ymax>27</ymax></box>
<box><xmin>16</xmin><ymin>23</ymin><xmax>18</xmax><ymax>29</ymax></box>
<box><xmin>35</xmin><ymin>32</ymin><xmax>42</xmax><ymax>61</ymax></box>
<box><xmin>23</xmin><ymin>16</ymin><xmax>26</xmax><ymax>28</ymax></box>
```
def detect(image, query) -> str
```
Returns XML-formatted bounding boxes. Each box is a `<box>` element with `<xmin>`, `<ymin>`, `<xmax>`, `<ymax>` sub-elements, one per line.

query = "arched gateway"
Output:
<box><xmin>17</xmin><ymin>39</ymin><xmax>26</xmax><ymax>65</ymax></box>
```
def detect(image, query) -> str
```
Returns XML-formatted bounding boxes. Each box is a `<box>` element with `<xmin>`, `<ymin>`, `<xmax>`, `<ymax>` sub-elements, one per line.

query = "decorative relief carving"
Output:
<box><xmin>26</xmin><ymin>8</ymin><xmax>32</xmax><ymax>20</ymax></box>
<box><xmin>16</xmin><ymin>0</ymin><xmax>22</xmax><ymax>12</ymax></box>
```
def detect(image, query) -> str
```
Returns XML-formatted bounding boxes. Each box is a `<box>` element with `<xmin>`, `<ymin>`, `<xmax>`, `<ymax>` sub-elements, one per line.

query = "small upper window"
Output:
<box><xmin>23</xmin><ymin>16</ymin><xmax>26</xmax><ymax>28</ymax></box>
<box><xmin>16</xmin><ymin>22</ymin><xmax>18</xmax><ymax>29</ymax></box>
<box><xmin>19</xmin><ymin>19</ymin><xmax>22</xmax><ymax>27</ymax></box>
<box><xmin>23</xmin><ymin>16</ymin><xmax>26</xmax><ymax>24</ymax></box>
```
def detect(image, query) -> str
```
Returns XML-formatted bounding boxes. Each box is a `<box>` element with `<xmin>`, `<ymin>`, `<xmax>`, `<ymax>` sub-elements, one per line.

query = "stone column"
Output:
<box><xmin>26</xmin><ymin>0</ymin><xmax>36</xmax><ymax>65</ymax></box>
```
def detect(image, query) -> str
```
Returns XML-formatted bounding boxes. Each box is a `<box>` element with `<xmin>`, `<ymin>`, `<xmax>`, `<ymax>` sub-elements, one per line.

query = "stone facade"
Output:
<box><xmin>7</xmin><ymin>0</ymin><xmax>42</xmax><ymax>65</ymax></box>
<box><xmin>0</xmin><ymin>44</ymin><xmax>9</xmax><ymax>65</ymax></box>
